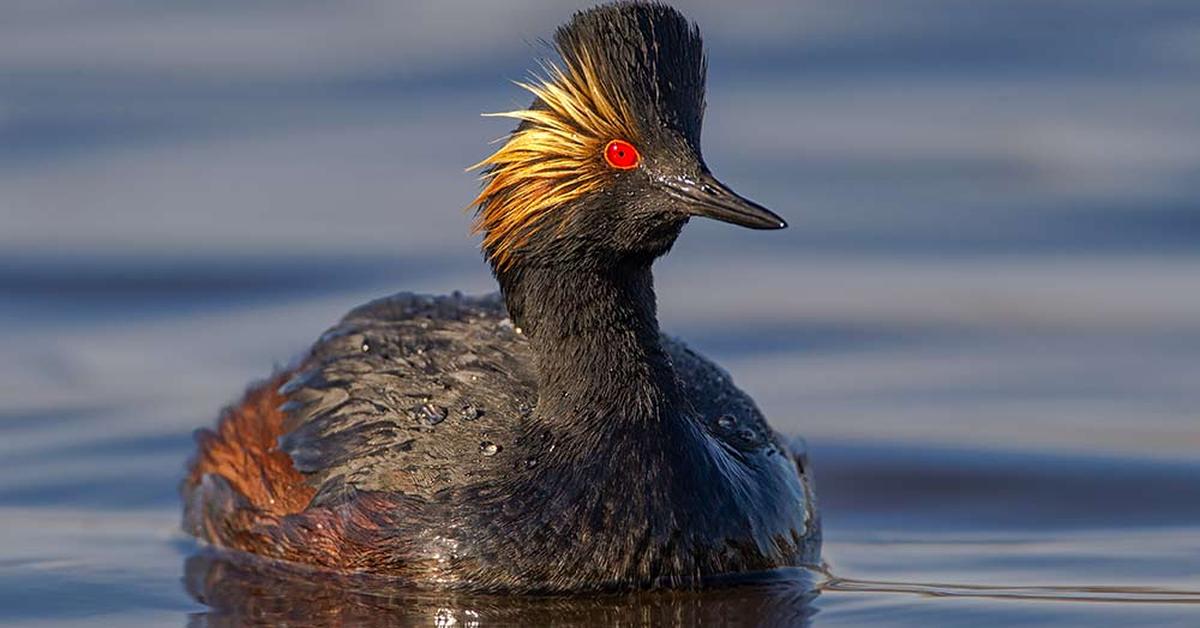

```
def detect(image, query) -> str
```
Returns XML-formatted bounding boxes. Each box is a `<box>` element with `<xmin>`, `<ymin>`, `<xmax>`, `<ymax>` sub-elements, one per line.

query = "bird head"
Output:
<box><xmin>471</xmin><ymin>2</ymin><xmax>785</xmax><ymax>273</ymax></box>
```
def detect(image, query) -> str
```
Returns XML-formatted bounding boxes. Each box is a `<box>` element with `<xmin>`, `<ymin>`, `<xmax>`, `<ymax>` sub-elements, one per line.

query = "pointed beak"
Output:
<box><xmin>663</xmin><ymin>171</ymin><xmax>787</xmax><ymax>230</ymax></box>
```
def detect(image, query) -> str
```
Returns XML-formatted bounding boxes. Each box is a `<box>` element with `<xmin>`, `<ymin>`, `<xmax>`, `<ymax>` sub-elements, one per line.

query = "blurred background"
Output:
<box><xmin>1</xmin><ymin>1</ymin><xmax>1198</xmax><ymax>625</ymax></box>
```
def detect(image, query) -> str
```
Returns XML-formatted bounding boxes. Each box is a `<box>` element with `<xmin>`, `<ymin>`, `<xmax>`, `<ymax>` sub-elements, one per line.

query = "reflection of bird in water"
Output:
<box><xmin>182</xmin><ymin>2</ymin><xmax>819</xmax><ymax>592</ymax></box>
<box><xmin>184</xmin><ymin>550</ymin><xmax>819</xmax><ymax>627</ymax></box>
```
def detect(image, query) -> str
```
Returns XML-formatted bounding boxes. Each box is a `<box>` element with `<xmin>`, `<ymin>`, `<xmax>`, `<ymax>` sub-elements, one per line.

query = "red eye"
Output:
<box><xmin>604</xmin><ymin>139</ymin><xmax>640</xmax><ymax>170</ymax></box>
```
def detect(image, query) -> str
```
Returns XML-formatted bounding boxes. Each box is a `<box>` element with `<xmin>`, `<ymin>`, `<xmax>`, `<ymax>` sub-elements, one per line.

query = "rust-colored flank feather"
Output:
<box><xmin>186</xmin><ymin>373</ymin><xmax>314</xmax><ymax>516</ymax></box>
<box><xmin>470</xmin><ymin>48</ymin><xmax>641</xmax><ymax>268</ymax></box>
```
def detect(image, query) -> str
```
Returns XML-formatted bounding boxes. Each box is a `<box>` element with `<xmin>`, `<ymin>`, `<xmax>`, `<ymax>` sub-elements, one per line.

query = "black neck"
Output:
<box><xmin>497</xmin><ymin>260</ymin><xmax>684</xmax><ymax>429</ymax></box>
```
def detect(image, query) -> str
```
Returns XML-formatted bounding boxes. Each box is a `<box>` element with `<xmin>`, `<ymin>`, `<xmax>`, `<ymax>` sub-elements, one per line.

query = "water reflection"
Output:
<box><xmin>184</xmin><ymin>550</ymin><xmax>822</xmax><ymax>626</ymax></box>
<box><xmin>185</xmin><ymin>547</ymin><xmax>1200</xmax><ymax>627</ymax></box>
<box><xmin>183</xmin><ymin>550</ymin><xmax>821</xmax><ymax>627</ymax></box>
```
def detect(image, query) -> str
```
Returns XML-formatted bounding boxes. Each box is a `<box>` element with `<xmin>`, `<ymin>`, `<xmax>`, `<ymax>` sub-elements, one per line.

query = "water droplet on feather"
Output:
<box><xmin>417</xmin><ymin>404</ymin><xmax>447</xmax><ymax>426</ymax></box>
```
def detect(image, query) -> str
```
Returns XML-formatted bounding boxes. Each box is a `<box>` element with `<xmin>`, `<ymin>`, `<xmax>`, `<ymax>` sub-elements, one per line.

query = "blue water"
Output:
<box><xmin>2</xmin><ymin>1</ymin><xmax>1200</xmax><ymax>625</ymax></box>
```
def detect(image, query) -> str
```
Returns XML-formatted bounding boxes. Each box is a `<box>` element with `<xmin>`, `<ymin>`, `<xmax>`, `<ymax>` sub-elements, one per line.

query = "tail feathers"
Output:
<box><xmin>181</xmin><ymin>372</ymin><xmax>424</xmax><ymax>578</ymax></box>
<box><xmin>183</xmin><ymin>373</ymin><xmax>316</xmax><ymax>545</ymax></box>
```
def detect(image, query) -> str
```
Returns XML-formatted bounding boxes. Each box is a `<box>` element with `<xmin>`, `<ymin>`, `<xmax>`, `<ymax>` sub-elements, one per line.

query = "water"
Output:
<box><xmin>2</xmin><ymin>1</ymin><xmax>1200</xmax><ymax>625</ymax></box>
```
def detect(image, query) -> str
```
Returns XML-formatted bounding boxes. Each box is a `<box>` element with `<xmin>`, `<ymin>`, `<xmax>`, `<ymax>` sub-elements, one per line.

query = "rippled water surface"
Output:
<box><xmin>3</xmin><ymin>1</ymin><xmax>1200</xmax><ymax>625</ymax></box>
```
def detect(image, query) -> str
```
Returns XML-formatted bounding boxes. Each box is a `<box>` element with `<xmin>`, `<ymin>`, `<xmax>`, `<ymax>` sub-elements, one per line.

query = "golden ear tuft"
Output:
<box><xmin>468</xmin><ymin>50</ymin><xmax>641</xmax><ymax>268</ymax></box>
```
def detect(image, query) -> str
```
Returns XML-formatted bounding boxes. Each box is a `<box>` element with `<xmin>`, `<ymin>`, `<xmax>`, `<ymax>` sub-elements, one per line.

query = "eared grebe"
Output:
<box><xmin>183</xmin><ymin>1</ymin><xmax>820</xmax><ymax>592</ymax></box>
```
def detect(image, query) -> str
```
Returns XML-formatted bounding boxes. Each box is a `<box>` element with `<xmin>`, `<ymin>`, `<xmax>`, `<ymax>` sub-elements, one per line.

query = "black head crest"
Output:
<box><xmin>556</xmin><ymin>2</ymin><xmax>707</xmax><ymax>144</ymax></box>
<box><xmin>472</xmin><ymin>2</ymin><xmax>708</xmax><ymax>267</ymax></box>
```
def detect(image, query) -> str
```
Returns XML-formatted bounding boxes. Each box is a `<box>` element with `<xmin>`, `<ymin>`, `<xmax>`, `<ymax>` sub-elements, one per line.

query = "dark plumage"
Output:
<box><xmin>183</xmin><ymin>1</ymin><xmax>820</xmax><ymax>593</ymax></box>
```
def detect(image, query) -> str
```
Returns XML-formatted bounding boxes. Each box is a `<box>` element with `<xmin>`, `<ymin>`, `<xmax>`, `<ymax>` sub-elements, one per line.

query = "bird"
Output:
<box><xmin>182</xmin><ymin>1</ymin><xmax>820</xmax><ymax>593</ymax></box>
